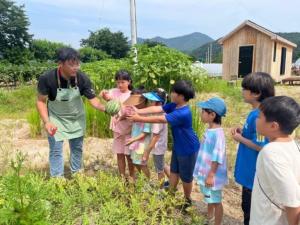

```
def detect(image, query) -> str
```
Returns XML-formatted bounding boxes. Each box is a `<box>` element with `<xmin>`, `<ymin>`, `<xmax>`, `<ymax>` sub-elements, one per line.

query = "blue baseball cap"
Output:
<box><xmin>143</xmin><ymin>92</ymin><xmax>165</xmax><ymax>104</ymax></box>
<box><xmin>197</xmin><ymin>97</ymin><xmax>227</xmax><ymax>117</ymax></box>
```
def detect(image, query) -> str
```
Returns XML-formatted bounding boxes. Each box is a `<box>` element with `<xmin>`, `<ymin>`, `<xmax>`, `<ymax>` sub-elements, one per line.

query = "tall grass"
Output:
<box><xmin>27</xmin><ymin>110</ymin><xmax>42</xmax><ymax>138</ymax></box>
<box><xmin>194</xmin><ymin>75</ymin><xmax>242</xmax><ymax>101</ymax></box>
<box><xmin>85</xmin><ymin>100</ymin><xmax>112</xmax><ymax>138</ymax></box>
<box><xmin>191</xmin><ymin>102</ymin><xmax>206</xmax><ymax>138</ymax></box>
<box><xmin>0</xmin><ymin>85</ymin><xmax>36</xmax><ymax>119</ymax></box>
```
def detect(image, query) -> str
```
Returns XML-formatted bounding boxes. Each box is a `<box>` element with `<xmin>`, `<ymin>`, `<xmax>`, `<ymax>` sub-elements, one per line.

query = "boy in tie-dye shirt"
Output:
<box><xmin>193</xmin><ymin>97</ymin><xmax>228</xmax><ymax>225</ymax></box>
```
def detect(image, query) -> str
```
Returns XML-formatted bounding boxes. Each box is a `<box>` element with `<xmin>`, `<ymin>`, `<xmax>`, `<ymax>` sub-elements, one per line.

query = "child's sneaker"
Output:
<box><xmin>163</xmin><ymin>180</ymin><xmax>169</xmax><ymax>189</ymax></box>
<box><xmin>181</xmin><ymin>198</ymin><xmax>193</xmax><ymax>213</ymax></box>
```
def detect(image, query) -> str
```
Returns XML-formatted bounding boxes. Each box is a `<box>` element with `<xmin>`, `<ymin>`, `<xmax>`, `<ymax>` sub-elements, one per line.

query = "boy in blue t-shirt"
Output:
<box><xmin>127</xmin><ymin>80</ymin><xmax>200</xmax><ymax>207</ymax></box>
<box><xmin>231</xmin><ymin>72</ymin><xmax>275</xmax><ymax>225</ymax></box>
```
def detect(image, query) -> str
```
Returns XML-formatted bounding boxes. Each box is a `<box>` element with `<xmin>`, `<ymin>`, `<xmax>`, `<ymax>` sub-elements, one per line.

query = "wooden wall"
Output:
<box><xmin>222</xmin><ymin>25</ymin><xmax>277</xmax><ymax>80</ymax></box>
<box><xmin>270</xmin><ymin>41</ymin><xmax>293</xmax><ymax>82</ymax></box>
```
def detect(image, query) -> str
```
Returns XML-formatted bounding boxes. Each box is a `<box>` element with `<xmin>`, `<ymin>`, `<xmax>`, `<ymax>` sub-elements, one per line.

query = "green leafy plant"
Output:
<box><xmin>0</xmin><ymin>152</ymin><xmax>51</xmax><ymax>225</ymax></box>
<box><xmin>0</xmin><ymin>158</ymin><xmax>204</xmax><ymax>225</ymax></box>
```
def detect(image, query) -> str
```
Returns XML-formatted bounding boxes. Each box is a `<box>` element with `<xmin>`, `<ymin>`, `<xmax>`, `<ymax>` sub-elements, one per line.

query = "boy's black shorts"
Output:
<box><xmin>170</xmin><ymin>150</ymin><xmax>198</xmax><ymax>183</ymax></box>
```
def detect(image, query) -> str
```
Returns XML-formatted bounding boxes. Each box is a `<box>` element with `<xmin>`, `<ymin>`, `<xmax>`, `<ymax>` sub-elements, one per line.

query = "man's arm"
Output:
<box><xmin>286</xmin><ymin>206</ymin><xmax>300</xmax><ymax>225</ymax></box>
<box><xmin>88</xmin><ymin>97</ymin><xmax>106</xmax><ymax>112</ymax></box>
<box><xmin>36</xmin><ymin>94</ymin><xmax>57</xmax><ymax>135</ymax></box>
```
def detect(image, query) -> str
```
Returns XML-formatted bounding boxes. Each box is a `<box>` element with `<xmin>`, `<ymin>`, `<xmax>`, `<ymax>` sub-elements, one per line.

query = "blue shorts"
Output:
<box><xmin>170</xmin><ymin>150</ymin><xmax>198</xmax><ymax>183</ymax></box>
<box><xmin>200</xmin><ymin>185</ymin><xmax>222</xmax><ymax>204</ymax></box>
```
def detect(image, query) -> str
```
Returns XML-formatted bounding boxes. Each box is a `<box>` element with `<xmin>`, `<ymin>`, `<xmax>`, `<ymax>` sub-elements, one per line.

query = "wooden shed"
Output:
<box><xmin>218</xmin><ymin>20</ymin><xmax>297</xmax><ymax>82</ymax></box>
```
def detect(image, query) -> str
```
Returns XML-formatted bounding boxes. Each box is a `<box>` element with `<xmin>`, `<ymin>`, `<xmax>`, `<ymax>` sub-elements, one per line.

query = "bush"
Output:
<box><xmin>81</xmin><ymin>44</ymin><xmax>207</xmax><ymax>93</ymax></box>
<box><xmin>79</xmin><ymin>47</ymin><xmax>110</xmax><ymax>63</ymax></box>
<box><xmin>81</xmin><ymin>59</ymin><xmax>133</xmax><ymax>91</ymax></box>
<box><xmin>132</xmin><ymin>44</ymin><xmax>195</xmax><ymax>92</ymax></box>
<box><xmin>0</xmin><ymin>61</ymin><xmax>55</xmax><ymax>85</ymax></box>
<box><xmin>30</xmin><ymin>39</ymin><xmax>67</xmax><ymax>62</ymax></box>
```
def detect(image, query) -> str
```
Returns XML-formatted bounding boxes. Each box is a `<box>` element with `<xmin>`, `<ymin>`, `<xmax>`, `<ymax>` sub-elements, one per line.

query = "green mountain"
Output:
<box><xmin>136</xmin><ymin>32</ymin><xmax>214</xmax><ymax>53</ymax></box>
<box><xmin>192</xmin><ymin>33</ymin><xmax>300</xmax><ymax>63</ymax></box>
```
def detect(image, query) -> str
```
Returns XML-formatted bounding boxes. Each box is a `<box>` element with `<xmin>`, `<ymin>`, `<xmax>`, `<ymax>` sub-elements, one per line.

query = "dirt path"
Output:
<box><xmin>0</xmin><ymin>119</ymin><xmax>243</xmax><ymax>225</ymax></box>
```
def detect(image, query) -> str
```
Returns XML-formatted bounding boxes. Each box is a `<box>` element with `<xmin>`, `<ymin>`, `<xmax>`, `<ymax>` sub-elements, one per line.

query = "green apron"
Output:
<box><xmin>48</xmin><ymin>70</ymin><xmax>86</xmax><ymax>141</ymax></box>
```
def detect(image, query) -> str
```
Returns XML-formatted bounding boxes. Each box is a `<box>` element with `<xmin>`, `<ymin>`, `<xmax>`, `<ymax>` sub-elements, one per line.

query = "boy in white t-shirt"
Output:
<box><xmin>250</xmin><ymin>96</ymin><xmax>300</xmax><ymax>225</ymax></box>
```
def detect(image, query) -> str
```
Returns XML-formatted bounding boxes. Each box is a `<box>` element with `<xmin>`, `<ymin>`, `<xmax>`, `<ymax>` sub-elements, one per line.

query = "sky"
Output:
<box><xmin>15</xmin><ymin>0</ymin><xmax>300</xmax><ymax>48</ymax></box>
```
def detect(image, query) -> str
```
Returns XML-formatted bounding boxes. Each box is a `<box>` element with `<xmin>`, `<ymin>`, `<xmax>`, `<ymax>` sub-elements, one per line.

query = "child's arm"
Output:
<box><xmin>286</xmin><ymin>206</ymin><xmax>300</xmax><ymax>225</ymax></box>
<box><xmin>232</xmin><ymin>133</ymin><xmax>263</xmax><ymax>151</ymax></box>
<box><xmin>205</xmin><ymin>162</ymin><xmax>219</xmax><ymax>187</ymax></box>
<box><xmin>99</xmin><ymin>90</ymin><xmax>112</xmax><ymax>101</ymax></box>
<box><xmin>138</xmin><ymin>106</ymin><xmax>163</xmax><ymax>114</ymax></box>
<box><xmin>125</xmin><ymin>105</ymin><xmax>163</xmax><ymax>115</ymax></box>
<box><xmin>142</xmin><ymin>133</ymin><xmax>160</xmax><ymax>162</ymax></box>
<box><xmin>126</xmin><ymin>133</ymin><xmax>147</xmax><ymax>146</ymax></box>
<box><xmin>127</xmin><ymin>114</ymin><xmax>167</xmax><ymax>124</ymax></box>
<box><xmin>231</xmin><ymin>128</ymin><xmax>263</xmax><ymax>151</ymax></box>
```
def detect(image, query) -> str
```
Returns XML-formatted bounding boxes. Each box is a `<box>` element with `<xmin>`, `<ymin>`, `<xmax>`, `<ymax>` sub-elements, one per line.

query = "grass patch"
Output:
<box><xmin>0</xmin><ymin>85</ymin><xmax>36</xmax><ymax>119</ymax></box>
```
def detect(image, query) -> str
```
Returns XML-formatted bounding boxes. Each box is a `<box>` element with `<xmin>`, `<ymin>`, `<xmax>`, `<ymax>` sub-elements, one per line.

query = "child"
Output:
<box><xmin>193</xmin><ymin>97</ymin><xmax>228</xmax><ymax>225</ymax></box>
<box><xmin>124</xmin><ymin>88</ymin><xmax>152</xmax><ymax>178</ymax></box>
<box><xmin>250</xmin><ymin>96</ymin><xmax>300</xmax><ymax>225</ymax></box>
<box><xmin>232</xmin><ymin>72</ymin><xmax>275</xmax><ymax>225</ymax></box>
<box><xmin>127</xmin><ymin>80</ymin><xmax>200</xmax><ymax>207</ymax></box>
<box><xmin>141</xmin><ymin>88</ymin><xmax>169</xmax><ymax>185</ymax></box>
<box><xmin>100</xmin><ymin>70</ymin><xmax>135</xmax><ymax>179</ymax></box>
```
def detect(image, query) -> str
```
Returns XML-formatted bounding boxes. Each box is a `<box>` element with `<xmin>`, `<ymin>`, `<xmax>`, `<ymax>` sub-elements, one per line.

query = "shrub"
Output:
<box><xmin>79</xmin><ymin>47</ymin><xmax>110</xmax><ymax>63</ymax></box>
<box><xmin>0</xmin><ymin>62</ymin><xmax>55</xmax><ymax>85</ymax></box>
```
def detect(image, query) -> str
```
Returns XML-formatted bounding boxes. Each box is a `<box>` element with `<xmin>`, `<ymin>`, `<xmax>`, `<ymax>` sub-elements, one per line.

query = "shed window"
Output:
<box><xmin>280</xmin><ymin>47</ymin><xmax>286</xmax><ymax>75</ymax></box>
<box><xmin>273</xmin><ymin>42</ymin><xmax>277</xmax><ymax>62</ymax></box>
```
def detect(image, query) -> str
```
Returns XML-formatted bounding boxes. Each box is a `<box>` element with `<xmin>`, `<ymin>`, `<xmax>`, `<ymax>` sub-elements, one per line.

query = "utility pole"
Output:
<box><xmin>210</xmin><ymin>43</ymin><xmax>213</xmax><ymax>64</ymax></box>
<box><xmin>130</xmin><ymin>0</ymin><xmax>138</xmax><ymax>63</ymax></box>
<box><xmin>207</xmin><ymin>46</ymin><xmax>210</xmax><ymax>64</ymax></box>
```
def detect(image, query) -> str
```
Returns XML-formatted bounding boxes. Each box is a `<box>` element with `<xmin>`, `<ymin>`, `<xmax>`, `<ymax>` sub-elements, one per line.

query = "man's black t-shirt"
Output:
<box><xmin>37</xmin><ymin>69</ymin><xmax>96</xmax><ymax>101</ymax></box>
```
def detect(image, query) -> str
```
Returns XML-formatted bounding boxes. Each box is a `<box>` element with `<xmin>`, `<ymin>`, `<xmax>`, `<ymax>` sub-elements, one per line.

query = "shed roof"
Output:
<box><xmin>218</xmin><ymin>20</ymin><xmax>297</xmax><ymax>48</ymax></box>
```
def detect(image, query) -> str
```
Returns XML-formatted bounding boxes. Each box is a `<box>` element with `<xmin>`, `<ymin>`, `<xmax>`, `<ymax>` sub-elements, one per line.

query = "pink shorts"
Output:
<box><xmin>112</xmin><ymin>132</ymin><xmax>131</xmax><ymax>155</ymax></box>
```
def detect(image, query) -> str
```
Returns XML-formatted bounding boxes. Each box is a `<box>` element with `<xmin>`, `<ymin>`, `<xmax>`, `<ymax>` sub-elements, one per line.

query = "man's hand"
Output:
<box><xmin>45</xmin><ymin>122</ymin><xmax>57</xmax><ymax>136</ymax></box>
<box><xmin>205</xmin><ymin>174</ymin><xmax>215</xmax><ymax>188</ymax></box>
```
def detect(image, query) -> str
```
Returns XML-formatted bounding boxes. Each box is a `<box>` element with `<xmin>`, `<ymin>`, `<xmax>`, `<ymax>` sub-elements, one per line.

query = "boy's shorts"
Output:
<box><xmin>170</xmin><ymin>150</ymin><xmax>198</xmax><ymax>183</ymax></box>
<box><xmin>130</xmin><ymin>150</ymin><xmax>146</xmax><ymax>165</ymax></box>
<box><xmin>130</xmin><ymin>143</ymin><xmax>147</xmax><ymax>166</ymax></box>
<box><xmin>153</xmin><ymin>154</ymin><xmax>165</xmax><ymax>173</ymax></box>
<box><xmin>200</xmin><ymin>185</ymin><xmax>222</xmax><ymax>204</ymax></box>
